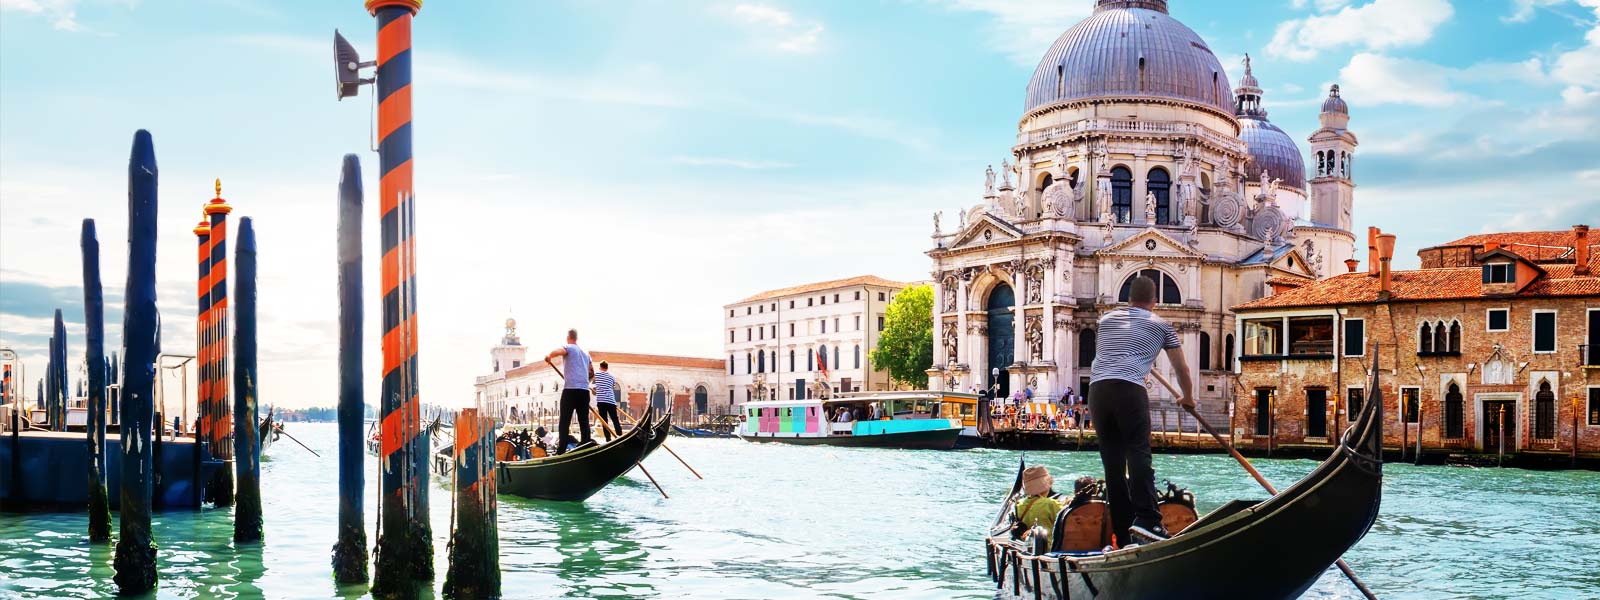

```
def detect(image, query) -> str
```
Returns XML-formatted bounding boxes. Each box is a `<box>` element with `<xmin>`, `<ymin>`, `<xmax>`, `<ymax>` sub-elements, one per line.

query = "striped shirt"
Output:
<box><xmin>1089</xmin><ymin>306</ymin><xmax>1180</xmax><ymax>386</ymax></box>
<box><xmin>592</xmin><ymin>371</ymin><xmax>618</xmax><ymax>405</ymax></box>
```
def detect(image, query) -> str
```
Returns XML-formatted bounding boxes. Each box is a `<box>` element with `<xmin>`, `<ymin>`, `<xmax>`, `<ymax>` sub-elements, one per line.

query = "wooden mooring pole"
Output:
<box><xmin>331</xmin><ymin>154</ymin><xmax>369</xmax><ymax>584</ymax></box>
<box><xmin>113</xmin><ymin>129</ymin><xmax>160</xmax><ymax>595</ymax></box>
<box><xmin>82</xmin><ymin>219</ymin><xmax>111</xmax><ymax>542</ymax></box>
<box><xmin>443</xmin><ymin>408</ymin><xmax>501</xmax><ymax>599</ymax></box>
<box><xmin>233</xmin><ymin>217</ymin><xmax>263</xmax><ymax>543</ymax></box>
<box><xmin>51</xmin><ymin>310</ymin><xmax>66</xmax><ymax>432</ymax></box>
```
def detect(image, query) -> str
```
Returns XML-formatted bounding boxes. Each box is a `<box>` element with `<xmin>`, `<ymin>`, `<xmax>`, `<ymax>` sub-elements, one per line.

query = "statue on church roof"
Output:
<box><xmin>933</xmin><ymin>210</ymin><xmax>943</xmax><ymax>237</ymax></box>
<box><xmin>1056</xmin><ymin>145</ymin><xmax>1071</xmax><ymax>176</ymax></box>
<box><xmin>1013</xmin><ymin>190</ymin><xmax>1027</xmax><ymax>220</ymax></box>
<box><xmin>985</xmin><ymin>165</ymin><xmax>996</xmax><ymax>196</ymax></box>
<box><xmin>1000</xmin><ymin>158</ymin><xmax>1013</xmax><ymax>189</ymax></box>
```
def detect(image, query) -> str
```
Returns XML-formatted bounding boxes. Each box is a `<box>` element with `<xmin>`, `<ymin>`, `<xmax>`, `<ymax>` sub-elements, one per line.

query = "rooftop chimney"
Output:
<box><xmin>1345</xmin><ymin>258</ymin><xmax>1359</xmax><ymax>273</ymax></box>
<box><xmin>1576</xmin><ymin>224</ymin><xmax>1591</xmax><ymax>275</ymax></box>
<box><xmin>1377</xmin><ymin>233</ymin><xmax>1397</xmax><ymax>299</ymax></box>
<box><xmin>1367</xmin><ymin>227</ymin><xmax>1380</xmax><ymax>276</ymax></box>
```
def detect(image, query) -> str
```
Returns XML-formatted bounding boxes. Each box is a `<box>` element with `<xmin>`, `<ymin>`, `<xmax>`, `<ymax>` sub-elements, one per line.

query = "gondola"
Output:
<box><xmin>985</xmin><ymin>362</ymin><xmax>1385</xmax><ymax>599</ymax></box>
<box><xmin>495</xmin><ymin>407</ymin><xmax>672</xmax><ymax>502</ymax></box>
<box><xmin>258</xmin><ymin>409</ymin><xmax>276</xmax><ymax>454</ymax></box>
<box><xmin>671</xmin><ymin>424</ymin><xmax>734</xmax><ymax>438</ymax></box>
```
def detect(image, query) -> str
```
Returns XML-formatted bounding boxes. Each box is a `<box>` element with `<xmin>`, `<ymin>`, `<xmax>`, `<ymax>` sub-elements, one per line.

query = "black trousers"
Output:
<box><xmin>556</xmin><ymin>388</ymin><xmax>592</xmax><ymax>455</ymax></box>
<box><xmin>595</xmin><ymin>402</ymin><xmax>622</xmax><ymax>441</ymax></box>
<box><xmin>1088</xmin><ymin>378</ymin><xmax>1164</xmax><ymax>545</ymax></box>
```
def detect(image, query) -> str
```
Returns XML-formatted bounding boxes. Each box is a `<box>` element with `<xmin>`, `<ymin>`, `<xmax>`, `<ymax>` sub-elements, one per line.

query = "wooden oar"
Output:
<box><xmin>614</xmin><ymin>406</ymin><xmax>703</xmax><ymax>480</ymax></box>
<box><xmin>1149</xmin><ymin>369</ymin><xmax>1379</xmax><ymax>600</ymax></box>
<box><xmin>547</xmin><ymin>360</ymin><xmax>668</xmax><ymax>499</ymax></box>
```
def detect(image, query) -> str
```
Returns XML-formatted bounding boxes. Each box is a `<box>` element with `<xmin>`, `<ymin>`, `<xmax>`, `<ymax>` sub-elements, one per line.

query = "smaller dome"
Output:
<box><xmin>1240</xmin><ymin>118</ymin><xmax>1307</xmax><ymax>190</ymax></box>
<box><xmin>1321</xmin><ymin>84</ymin><xmax>1348</xmax><ymax>115</ymax></box>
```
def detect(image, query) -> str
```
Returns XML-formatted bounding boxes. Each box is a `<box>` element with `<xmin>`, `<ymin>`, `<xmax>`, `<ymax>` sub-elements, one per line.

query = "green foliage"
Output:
<box><xmin>870</xmin><ymin>284</ymin><xmax>934</xmax><ymax>388</ymax></box>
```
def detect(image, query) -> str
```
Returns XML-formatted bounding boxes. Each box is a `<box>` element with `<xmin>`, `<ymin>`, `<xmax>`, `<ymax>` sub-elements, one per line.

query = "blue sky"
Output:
<box><xmin>2</xmin><ymin>0</ymin><xmax>1596</xmax><ymax>409</ymax></box>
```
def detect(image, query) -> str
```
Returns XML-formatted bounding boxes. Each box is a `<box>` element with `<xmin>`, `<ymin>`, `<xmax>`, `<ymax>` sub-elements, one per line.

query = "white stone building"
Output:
<box><xmin>724</xmin><ymin>275</ymin><xmax>907</xmax><ymax>403</ymax></box>
<box><xmin>473</xmin><ymin>319</ymin><xmax>725</xmax><ymax>421</ymax></box>
<box><xmin>926</xmin><ymin>0</ymin><xmax>1359</xmax><ymax>419</ymax></box>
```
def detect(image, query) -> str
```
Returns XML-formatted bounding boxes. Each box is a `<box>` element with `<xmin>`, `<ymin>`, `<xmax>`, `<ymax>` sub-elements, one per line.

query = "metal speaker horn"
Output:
<box><xmin>334</xmin><ymin>30</ymin><xmax>373</xmax><ymax>100</ymax></box>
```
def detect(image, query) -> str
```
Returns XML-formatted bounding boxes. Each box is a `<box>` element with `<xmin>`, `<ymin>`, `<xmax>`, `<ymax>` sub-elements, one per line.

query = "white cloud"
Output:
<box><xmin>936</xmin><ymin>0</ymin><xmax>1089</xmax><ymax>65</ymax></box>
<box><xmin>1338</xmin><ymin>53</ymin><xmax>1467</xmax><ymax>107</ymax></box>
<box><xmin>728</xmin><ymin>3</ymin><xmax>824</xmax><ymax>54</ymax></box>
<box><xmin>0</xmin><ymin>0</ymin><xmax>83</xmax><ymax>31</ymax></box>
<box><xmin>1292</xmin><ymin>0</ymin><xmax>1354</xmax><ymax>11</ymax></box>
<box><xmin>1268</xmin><ymin>0</ymin><xmax>1454</xmax><ymax>61</ymax></box>
<box><xmin>1550</xmin><ymin>0</ymin><xmax>1600</xmax><ymax>87</ymax></box>
<box><xmin>1503</xmin><ymin>0</ymin><xmax>1565</xmax><ymax>22</ymax></box>
<box><xmin>669</xmin><ymin>156</ymin><xmax>795</xmax><ymax>170</ymax></box>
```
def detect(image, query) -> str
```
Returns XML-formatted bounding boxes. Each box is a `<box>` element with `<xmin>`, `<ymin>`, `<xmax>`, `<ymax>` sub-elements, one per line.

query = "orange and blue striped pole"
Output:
<box><xmin>205</xmin><ymin>180</ymin><xmax>235</xmax><ymax>506</ymax></box>
<box><xmin>367</xmin><ymin>0</ymin><xmax>431</xmax><ymax>592</ymax></box>
<box><xmin>442</xmin><ymin>407</ymin><xmax>500</xmax><ymax>598</ymax></box>
<box><xmin>193</xmin><ymin>214</ymin><xmax>211</xmax><ymax>506</ymax></box>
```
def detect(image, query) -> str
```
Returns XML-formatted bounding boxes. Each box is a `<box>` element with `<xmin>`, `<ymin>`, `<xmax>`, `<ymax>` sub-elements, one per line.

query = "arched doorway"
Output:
<box><xmin>694</xmin><ymin>385</ymin><xmax>708</xmax><ymax>415</ymax></box>
<box><xmin>651</xmin><ymin>383</ymin><xmax>668</xmax><ymax>413</ymax></box>
<box><xmin>986</xmin><ymin>283</ymin><xmax>1015</xmax><ymax>399</ymax></box>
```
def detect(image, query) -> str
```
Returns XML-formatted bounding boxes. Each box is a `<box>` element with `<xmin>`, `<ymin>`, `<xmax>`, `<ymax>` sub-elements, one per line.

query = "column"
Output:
<box><xmin>956</xmin><ymin>279</ymin><xmax>969</xmax><ymax>366</ymax></box>
<box><xmin>1133</xmin><ymin>154</ymin><xmax>1148</xmax><ymax>225</ymax></box>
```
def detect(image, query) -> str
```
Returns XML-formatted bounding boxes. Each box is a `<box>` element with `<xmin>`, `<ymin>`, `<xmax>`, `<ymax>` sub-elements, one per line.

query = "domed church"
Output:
<box><xmin>926</xmin><ymin>0</ymin><xmax>1358</xmax><ymax>413</ymax></box>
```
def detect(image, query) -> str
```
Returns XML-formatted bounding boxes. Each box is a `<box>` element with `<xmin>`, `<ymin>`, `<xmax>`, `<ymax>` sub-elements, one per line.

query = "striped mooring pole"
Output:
<box><xmin>205</xmin><ymin>179</ymin><xmax>235</xmax><ymax>506</ymax></box>
<box><xmin>233</xmin><ymin>217</ymin><xmax>263</xmax><ymax>542</ymax></box>
<box><xmin>442</xmin><ymin>407</ymin><xmax>501</xmax><ymax>600</ymax></box>
<box><xmin>193</xmin><ymin>209</ymin><xmax>211</xmax><ymax>507</ymax></box>
<box><xmin>113</xmin><ymin>129</ymin><xmax>160</xmax><ymax>595</ymax></box>
<box><xmin>367</xmin><ymin>0</ymin><xmax>433</xmax><ymax>593</ymax></box>
<box><xmin>82</xmin><ymin>218</ymin><xmax>111</xmax><ymax>543</ymax></box>
<box><xmin>332</xmin><ymin>154</ymin><xmax>369</xmax><ymax>584</ymax></box>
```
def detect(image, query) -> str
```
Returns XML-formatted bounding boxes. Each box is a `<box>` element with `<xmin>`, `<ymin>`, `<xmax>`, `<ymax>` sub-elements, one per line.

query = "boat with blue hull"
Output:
<box><xmin>1</xmin><ymin>430</ymin><xmax>222</xmax><ymax>510</ymax></box>
<box><xmin>737</xmin><ymin>392</ymin><xmax>967</xmax><ymax>450</ymax></box>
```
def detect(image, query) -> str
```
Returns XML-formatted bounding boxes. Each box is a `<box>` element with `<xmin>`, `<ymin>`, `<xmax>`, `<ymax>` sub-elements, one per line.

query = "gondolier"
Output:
<box><xmin>592</xmin><ymin>361</ymin><xmax>622</xmax><ymax>441</ymax></box>
<box><xmin>545</xmin><ymin>329</ymin><xmax>594</xmax><ymax>455</ymax></box>
<box><xmin>1088</xmin><ymin>276</ymin><xmax>1195</xmax><ymax>547</ymax></box>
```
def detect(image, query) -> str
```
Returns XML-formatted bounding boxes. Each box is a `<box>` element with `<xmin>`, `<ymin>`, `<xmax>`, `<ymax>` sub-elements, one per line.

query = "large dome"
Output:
<box><xmin>1239</xmin><ymin>117</ymin><xmax>1306</xmax><ymax>190</ymax></box>
<box><xmin>1024</xmin><ymin>0</ymin><xmax>1234</xmax><ymax>117</ymax></box>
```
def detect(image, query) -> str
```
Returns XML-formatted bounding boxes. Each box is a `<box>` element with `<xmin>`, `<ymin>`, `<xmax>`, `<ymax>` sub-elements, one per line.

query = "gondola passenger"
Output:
<box><xmin>1017</xmin><ymin>466</ymin><xmax>1062</xmax><ymax>548</ymax></box>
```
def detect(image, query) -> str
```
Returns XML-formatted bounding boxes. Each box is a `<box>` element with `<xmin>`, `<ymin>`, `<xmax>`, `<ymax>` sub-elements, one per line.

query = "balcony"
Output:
<box><xmin>1416</xmin><ymin>350</ymin><xmax>1462</xmax><ymax>358</ymax></box>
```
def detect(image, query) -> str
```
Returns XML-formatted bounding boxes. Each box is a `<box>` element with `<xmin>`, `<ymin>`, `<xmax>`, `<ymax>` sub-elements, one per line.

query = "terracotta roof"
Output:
<box><xmin>1425</xmin><ymin>229</ymin><xmax>1588</xmax><ymax>263</ymax></box>
<box><xmin>1233</xmin><ymin>261</ymin><xmax>1600</xmax><ymax>311</ymax></box>
<box><xmin>734</xmin><ymin>275</ymin><xmax>907</xmax><ymax>304</ymax></box>
<box><xmin>505</xmin><ymin>351</ymin><xmax>723</xmax><ymax>378</ymax></box>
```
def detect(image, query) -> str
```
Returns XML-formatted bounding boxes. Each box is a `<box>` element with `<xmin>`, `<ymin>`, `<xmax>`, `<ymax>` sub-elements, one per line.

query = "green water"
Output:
<box><xmin>2</xmin><ymin>423</ymin><xmax>1597</xmax><ymax>599</ymax></box>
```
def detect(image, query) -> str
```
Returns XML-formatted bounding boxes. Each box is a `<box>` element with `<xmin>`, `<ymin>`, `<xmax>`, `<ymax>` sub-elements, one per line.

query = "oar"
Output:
<box><xmin>1149</xmin><ymin>369</ymin><xmax>1379</xmax><ymax>600</ymax></box>
<box><xmin>273</xmin><ymin>424</ymin><xmax>322</xmax><ymax>457</ymax></box>
<box><xmin>614</xmin><ymin>405</ymin><xmax>703</xmax><ymax>480</ymax></box>
<box><xmin>547</xmin><ymin>361</ymin><xmax>668</xmax><ymax>499</ymax></box>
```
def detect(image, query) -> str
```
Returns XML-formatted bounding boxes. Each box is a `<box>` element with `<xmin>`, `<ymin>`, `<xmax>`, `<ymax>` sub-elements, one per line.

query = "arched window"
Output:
<box><xmin>746</xmin><ymin>353</ymin><xmax>752</xmax><ymax>374</ymax></box>
<box><xmin>1111</xmin><ymin>166</ymin><xmax>1133</xmax><ymax>223</ymax></box>
<box><xmin>1147</xmin><ymin>167</ymin><xmax>1171</xmax><ymax>224</ymax></box>
<box><xmin>728</xmin><ymin>355</ymin><xmax>735</xmax><ymax>375</ymax></box>
<box><xmin>854</xmin><ymin>345</ymin><xmax>861</xmax><ymax>369</ymax></box>
<box><xmin>1224</xmin><ymin>334</ymin><xmax>1235</xmax><ymax>371</ymax></box>
<box><xmin>1419</xmin><ymin>323</ymin><xmax>1434</xmax><ymax>354</ymax></box>
<box><xmin>833</xmin><ymin>345</ymin><xmax>840</xmax><ymax>370</ymax></box>
<box><xmin>695</xmin><ymin>385</ymin><xmax>709</xmax><ymax>415</ymax></box>
<box><xmin>1117</xmin><ymin>268</ymin><xmax>1182</xmax><ymax>305</ymax></box>
<box><xmin>789</xmin><ymin>350</ymin><xmax>796</xmax><ymax>372</ymax></box>
<box><xmin>1199</xmin><ymin>332</ymin><xmax>1212</xmax><ymax>371</ymax></box>
<box><xmin>807</xmin><ymin>350</ymin><xmax>814</xmax><ymax>371</ymax></box>
<box><xmin>1078</xmin><ymin>329</ymin><xmax>1096</xmax><ymax>368</ymax></box>
<box><xmin>1448</xmin><ymin>321</ymin><xmax>1461</xmax><ymax>354</ymax></box>
<box><xmin>757</xmin><ymin>351</ymin><xmax>766</xmax><ymax>373</ymax></box>
<box><xmin>1444</xmin><ymin>382</ymin><xmax>1463</xmax><ymax>439</ymax></box>
<box><xmin>771</xmin><ymin>350</ymin><xmax>778</xmax><ymax>373</ymax></box>
<box><xmin>1433</xmin><ymin>321</ymin><xmax>1448</xmax><ymax>354</ymax></box>
<box><xmin>1039</xmin><ymin>172</ymin><xmax>1054</xmax><ymax>193</ymax></box>
<box><xmin>1535</xmin><ymin>380</ymin><xmax>1555</xmax><ymax>439</ymax></box>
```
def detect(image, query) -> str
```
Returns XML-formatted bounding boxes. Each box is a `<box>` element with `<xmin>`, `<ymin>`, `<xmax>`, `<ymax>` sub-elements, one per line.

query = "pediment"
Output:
<box><xmin>1096</xmin><ymin>227</ymin><xmax>1205</xmax><ymax>260</ymax></box>
<box><xmin>1268</xmin><ymin>246</ymin><xmax>1317</xmax><ymax>278</ymax></box>
<box><xmin>949</xmin><ymin>213</ymin><xmax>1024</xmax><ymax>249</ymax></box>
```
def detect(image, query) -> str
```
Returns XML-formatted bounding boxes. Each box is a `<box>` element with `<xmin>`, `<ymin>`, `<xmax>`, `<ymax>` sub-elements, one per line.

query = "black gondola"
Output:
<box><xmin>986</xmin><ymin>360</ymin><xmax>1385</xmax><ymax>599</ymax></box>
<box><xmin>494</xmin><ymin>407</ymin><xmax>672</xmax><ymax>502</ymax></box>
<box><xmin>258</xmin><ymin>409</ymin><xmax>276</xmax><ymax>454</ymax></box>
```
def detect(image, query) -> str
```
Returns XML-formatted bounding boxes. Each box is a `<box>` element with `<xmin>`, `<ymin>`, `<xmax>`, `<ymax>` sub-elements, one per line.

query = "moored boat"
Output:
<box><xmin>985</xmin><ymin>366</ymin><xmax>1385</xmax><ymax>599</ymax></box>
<box><xmin>1</xmin><ymin>429</ymin><xmax>222</xmax><ymax>510</ymax></box>
<box><xmin>491</xmin><ymin>407</ymin><xmax>671</xmax><ymax>502</ymax></box>
<box><xmin>736</xmin><ymin>391</ymin><xmax>968</xmax><ymax>450</ymax></box>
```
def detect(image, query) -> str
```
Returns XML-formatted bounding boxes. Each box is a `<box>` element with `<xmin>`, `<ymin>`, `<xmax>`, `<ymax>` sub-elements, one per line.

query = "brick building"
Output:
<box><xmin>1228</xmin><ymin>225</ymin><xmax>1599</xmax><ymax>461</ymax></box>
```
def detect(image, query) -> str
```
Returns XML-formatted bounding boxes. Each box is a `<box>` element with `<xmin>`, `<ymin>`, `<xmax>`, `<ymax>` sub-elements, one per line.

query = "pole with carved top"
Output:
<box><xmin>205</xmin><ymin>179</ymin><xmax>235</xmax><ymax>505</ymax></box>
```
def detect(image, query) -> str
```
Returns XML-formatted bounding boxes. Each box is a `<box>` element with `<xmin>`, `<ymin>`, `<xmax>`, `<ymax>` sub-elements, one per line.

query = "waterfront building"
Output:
<box><xmin>1230</xmin><ymin>226</ymin><xmax>1599</xmax><ymax>460</ymax></box>
<box><xmin>724</xmin><ymin>275</ymin><xmax>906</xmax><ymax>403</ymax></box>
<box><xmin>926</xmin><ymin>0</ymin><xmax>1356</xmax><ymax>425</ymax></box>
<box><xmin>473</xmin><ymin>319</ymin><xmax>725</xmax><ymax>421</ymax></box>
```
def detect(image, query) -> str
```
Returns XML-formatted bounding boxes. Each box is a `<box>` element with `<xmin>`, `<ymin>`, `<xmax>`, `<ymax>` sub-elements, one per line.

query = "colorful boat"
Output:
<box><xmin>736</xmin><ymin>392</ymin><xmax>967</xmax><ymax>450</ymax></box>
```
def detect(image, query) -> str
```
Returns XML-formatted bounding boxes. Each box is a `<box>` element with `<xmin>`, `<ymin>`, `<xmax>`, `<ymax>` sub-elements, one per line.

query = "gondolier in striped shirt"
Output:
<box><xmin>592</xmin><ymin>361</ymin><xmax>622</xmax><ymax>441</ymax></box>
<box><xmin>1089</xmin><ymin>275</ymin><xmax>1195</xmax><ymax>547</ymax></box>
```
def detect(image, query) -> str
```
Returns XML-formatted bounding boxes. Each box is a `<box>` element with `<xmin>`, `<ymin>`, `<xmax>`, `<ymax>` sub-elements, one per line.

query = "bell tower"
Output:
<box><xmin>491</xmin><ymin>317</ymin><xmax>526</xmax><ymax>373</ymax></box>
<box><xmin>1308</xmin><ymin>84</ymin><xmax>1357</xmax><ymax>232</ymax></box>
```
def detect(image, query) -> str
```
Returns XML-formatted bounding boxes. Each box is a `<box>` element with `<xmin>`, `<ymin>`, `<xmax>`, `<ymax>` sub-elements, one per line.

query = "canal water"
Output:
<box><xmin>2</xmin><ymin>423</ymin><xmax>1596</xmax><ymax>599</ymax></box>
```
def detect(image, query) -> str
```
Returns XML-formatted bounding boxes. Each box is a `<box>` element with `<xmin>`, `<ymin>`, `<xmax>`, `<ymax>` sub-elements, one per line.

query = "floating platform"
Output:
<box><xmin>0</xmin><ymin>430</ymin><xmax>222</xmax><ymax>510</ymax></box>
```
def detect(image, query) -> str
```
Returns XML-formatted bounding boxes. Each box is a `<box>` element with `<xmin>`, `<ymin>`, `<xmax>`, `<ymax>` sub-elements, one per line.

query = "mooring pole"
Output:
<box><xmin>206</xmin><ymin>179</ymin><xmax>235</xmax><ymax>506</ymax></box>
<box><xmin>367</xmin><ymin>0</ymin><xmax>432</xmax><ymax>591</ymax></box>
<box><xmin>113</xmin><ymin>129</ymin><xmax>160</xmax><ymax>595</ymax></box>
<box><xmin>109</xmin><ymin>352</ymin><xmax>119</xmax><ymax>424</ymax></box>
<box><xmin>332</xmin><ymin>154</ymin><xmax>369</xmax><ymax>584</ymax></box>
<box><xmin>193</xmin><ymin>212</ymin><xmax>211</xmax><ymax>507</ymax></box>
<box><xmin>82</xmin><ymin>219</ymin><xmax>111</xmax><ymax>542</ymax></box>
<box><xmin>443</xmin><ymin>407</ymin><xmax>501</xmax><ymax>599</ymax></box>
<box><xmin>233</xmin><ymin>217</ymin><xmax>263</xmax><ymax>542</ymax></box>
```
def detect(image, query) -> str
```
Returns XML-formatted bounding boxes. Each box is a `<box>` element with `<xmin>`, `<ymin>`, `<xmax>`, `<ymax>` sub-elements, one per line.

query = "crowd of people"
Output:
<box><xmin>985</xmin><ymin>386</ymin><xmax>1092</xmax><ymax>432</ymax></box>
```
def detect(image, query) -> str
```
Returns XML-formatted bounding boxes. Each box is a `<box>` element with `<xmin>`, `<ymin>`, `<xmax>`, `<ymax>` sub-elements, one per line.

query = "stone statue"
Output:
<box><xmin>1093</xmin><ymin>138</ymin><xmax>1108</xmax><ymax>164</ymax></box>
<box><xmin>985</xmin><ymin>165</ymin><xmax>996</xmax><ymax>196</ymax></box>
<box><xmin>1000</xmin><ymin>158</ymin><xmax>1013</xmax><ymax>189</ymax></box>
<box><xmin>942</xmin><ymin>277</ymin><xmax>957</xmax><ymax>313</ymax></box>
<box><xmin>1056</xmin><ymin>145</ymin><xmax>1071</xmax><ymax>176</ymax></box>
<box><xmin>933</xmin><ymin>210</ymin><xmax>942</xmax><ymax>237</ymax></box>
<box><xmin>943</xmin><ymin>322</ymin><xmax>959</xmax><ymax>365</ymax></box>
<box><xmin>1025</xmin><ymin>315</ymin><xmax>1044</xmax><ymax>362</ymax></box>
<box><xmin>958</xmin><ymin>208</ymin><xmax>967</xmax><ymax>230</ymax></box>
<box><xmin>1012</xmin><ymin>190</ymin><xmax>1027</xmax><ymax>220</ymax></box>
<box><xmin>1145</xmin><ymin>191</ymin><xmax>1157</xmax><ymax>223</ymax></box>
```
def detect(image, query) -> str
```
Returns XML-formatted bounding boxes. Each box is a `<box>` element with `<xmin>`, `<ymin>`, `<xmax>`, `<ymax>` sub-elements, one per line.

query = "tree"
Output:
<box><xmin>870</xmin><ymin>284</ymin><xmax>934</xmax><ymax>388</ymax></box>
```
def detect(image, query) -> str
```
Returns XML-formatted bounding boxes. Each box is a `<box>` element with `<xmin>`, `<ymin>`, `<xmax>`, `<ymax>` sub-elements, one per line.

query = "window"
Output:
<box><xmin>757</xmin><ymin>351</ymin><xmax>766</xmax><ymax>373</ymax></box>
<box><xmin>772</xmin><ymin>303</ymin><xmax>776</xmax><ymax>311</ymax></box>
<box><xmin>771</xmin><ymin>325</ymin><xmax>776</xmax><ymax>338</ymax></box>
<box><xmin>834</xmin><ymin>294</ymin><xmax>840</xmax><ymax>303</ymax></box>
<box><xmin>1482</xmin><ymin>262</ymin><xmax>1513</xmax><ymax>284</ymax></box>
<box><xmin>771</xmin><ymin>350</ymin><xmax>777</xmax><ymax>373</ymax></box>
<box><xmin>1535</xmin><ymin>380</ymin><xmax>1556</xmax><ymax>439</ymax></box>
<box><xmin>790</xmin><ymin>301</ymin><xmax>795</xmax><ymax>309</ymax></box>
<box><xmin>747</xmin><ymin>307</ymin><xmax>752</xmax><ymax>315</ymax></box>
<box><xmin>1347</xmin><ymin>387</ymin><xmax>1364</xmax><ymax>417</ymax></box>
<box><xmin>807</xmin><ymin>351</ymin><xmax>814</xmax><ymax>371</ymax></box>
<box><xmin>833</xmin><ymin>345</ymin><xmax>840</xmax><ymax>370</ymax></box>
<box><xmin>728</xmin><ymin>355</ymin><xmax>734</xmax><ymax>375</ymax></box>
<box><xmin>729</xmin><ymin>330</ymin><xmax>735</xmax><ymax>343</ymax></box>
<box><xmin>1224</xmin><ymin>334</ymin><xmax>1234</xmax><ymax>370</ymax></box>
<box><xmin>1111</xmin><ymin>166</ymin><xmax>1133</xmax><ymax>223</ymax></box>
<box><xmin>1288</xmin><ymin>316</ymin><xmax>1334</xmax><ymax>356</ymax></box>
<box><xmin>855</xmin><ymin>316</ymin><xmax>861</xmax><ymax>330</ymax></box>
<box><xmin>1418</xmin><ymin>322</ymin><xmax>1434</xmax><ymax>354</ymax></box>
<box><xmin>1448</xmin><ymin>321</ymin><xmax>1460</xmax><ymax>353</ymax></box>
<box><xmin>758</xmin><ymin>305</ymin><xmax>763</xmax><ymax>314</ymax></box>
<box><xmin>855</xmin><ymin>291</ymin><xmax>861</xmax><ymax>300</ymax></box>
<box><xmin>878</xmin><ymin>316</ymin><xmax>885</xmax><ymax>331</ymax></box>
<box><xmin>1147</xmin><ymin>167</ymin><xmax>1171</xmax><ymax>224</ymax></box>
<box><xmin>1589</xmin><ymin>388</ymin><xmax>1600</xmax><ymax>426</ymax></box>
<box><xmin>808</xmin><ymin>298</ymin><xmax>814</xmax><ymax>307</ymax></box>
<box><xmin>1243</xmin><ymin>318</ymin><xmax>1283</xmax><ymax>356</ymax></box>
<box><xmin>1533</xmin><ymin>311</ymin><xmax>1556</xmax><ymax>353</ymax></box>
<box><xmin>854</xmin><ymin>345</ymin><xmax>861</xmax><ymax>369</ymax></box>
<box><xmin>1117</xmin><ymin>268</ymin><xmax>1182</xmax><ymax>305</ymax></box>
<box><xmin>789</xmin><ymin>323</ymin><xmax>795</xmax><ymax>336</ymax></box>
<box><xmin>821</xmin><ymin>296</ymin><xmax>827</xmax><ymax>305</ymax></box>
<box><xmin>1254</xmin><ymin>389</ymin><xmax>1274</xmax><ymax>436</ymax></box>
<box><xmin>789</xmin><ymin>350</ymin><xmax>795</xmax><ymax>372</ymax></box>
<box><xmin>879</xmin><ymin>292</ymin><xmax>886</xmax><ymax>301</ymax></box>
<box><xmin>1343</xmin><ymin>319</ymin><xmax>1365</xmax><ymax>356</ymax></box>
<box><xmin>759</xmin><ymin>328</ymin><xmax>764</xmax><ymax>341</ymax></box>
<box><xmin>1078</xmin><ymin>329</ymin><xmax>1096</xmax><ymax>368</ymax></box>
<box><xmin>819</xmin><ymin>346</ymin><xmax>829</xmax><ymax>371</ymax></box>
<box><xmin>747</xmin><ymin>328</ymin><xmax>752</xmax><ymax>342</ymax></box>
<box><xmin>1199</xmin><ymin>332</ymin><xmax>1212</xmax><ymax>371</ymax></box>
<box><xmin>730</xmin><ymin>309</ymin><xmax>735</xmax><ymax>318</ymax></box>
<box><xmin>746</xmin><ymin>353</ymin><xmax>752</xmax><ymax>374</ymax></box>
<box><xmin>1486</xmin><ymin>308</ymin><xmax>1509</xmax><ymax>331</ymax></box>
<box><xmin>833</xmin><ymin>317</ymin><xmax>840</xmax><ymax>332</ymax></box>
<box><xmin>1402</xmin><ymin>388</ymin><xmax>1419</xmax><ymax>424</ymax></box>
<box><xmin>1444</xmin><ymin>382</ymin><xmax>1464</xmax><ymax>439</ymax></box>
<box><xmin>821</xmin><ymin>320</ymin><xmax>827</xmax><ymax>334</ymax></box>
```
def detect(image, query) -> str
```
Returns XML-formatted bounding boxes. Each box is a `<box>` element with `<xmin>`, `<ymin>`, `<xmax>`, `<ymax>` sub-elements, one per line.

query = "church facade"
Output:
<box><xmin>926</xmin><ymin>0</ymin><xmax>1359</xmax><ymax>418</ymax></box>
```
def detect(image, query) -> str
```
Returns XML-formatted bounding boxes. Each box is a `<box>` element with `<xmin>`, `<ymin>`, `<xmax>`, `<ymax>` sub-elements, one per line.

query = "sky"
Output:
<box><xmin>1</xmin><ymin>0</ymin><xmax>1597</xmax><ymax>410</ymax></box>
